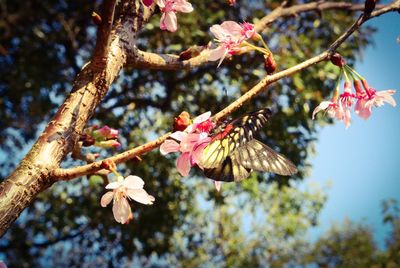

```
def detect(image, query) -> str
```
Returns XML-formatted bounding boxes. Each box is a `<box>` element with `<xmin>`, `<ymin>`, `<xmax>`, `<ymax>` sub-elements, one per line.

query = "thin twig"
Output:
<box><xmin>52</xmin><ymin>133</ymin><xmax>171</xmax><ymax>180</ymax></box>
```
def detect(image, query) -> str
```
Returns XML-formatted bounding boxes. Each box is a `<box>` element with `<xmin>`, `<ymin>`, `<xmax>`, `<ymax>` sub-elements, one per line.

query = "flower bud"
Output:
<box><xmin>364</xmin><ymin>0</ymin><xmax>376</xmax><ymax>15</ymax></box>
<box><xmin>173</xmin><ymin>111</ymin><xmax>191</xmax><ymax>131</ymax></box>
<box><xmin>228</xmin><ymin>0</ymin><xmax>236</xmax><ymax>6</ymax></box>
<box><xmin>93</xmin><ymin>125</ymin><xmax>119</xmax><ymax>140</ymax></box>
<box><xmin>101</xmin><ymin>160</ymin><xmax>114</xmax><ymax>171</ymax></box>
<box><xmin>330</xmin><ymin>53</ymin><xmax>345</xmax><ymax>67</ymax></box>
<box><xmin>96</xmin><ymin>140</ymin><xmax>121</xmax><ymax>148</ymax></box>
<box><xmin>264</xmin><ymin>53</ymin><xmax>277</xmax><ymax>74</ymax></box>
<box><xmin>92</xmin><ymin>12</ymin><xmax>102</xmax><ymax>26</ymax></box>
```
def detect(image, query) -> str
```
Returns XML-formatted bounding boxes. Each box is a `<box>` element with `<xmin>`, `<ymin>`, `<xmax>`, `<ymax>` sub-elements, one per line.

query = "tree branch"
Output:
<box><xmin>0</xmin><ymin>0</ymin><xmax>144</xmax><ymax>237</ymax></box>
<box><xmin>51</xmin><ymin>1</ymin><xmax>400</xmax><ymax>181</ymax></box>
<box><xmin>126</xmin><ymin>1</ymin><xmax>378</xmax><ymax>70</ymax></box>
<box><xmin>91</xmin><ymin>0</ymin><xmax>118</xmax><ymax>70</ymax></box>
<box><xmin>255</xmin><ymin>1</ymin><xmax>383</xmax><ymax>32</ymax></box>
<box><xmin>52</xmin><ymin>133</ymin><xmax>171</xmax><ymax>180</ymax></box>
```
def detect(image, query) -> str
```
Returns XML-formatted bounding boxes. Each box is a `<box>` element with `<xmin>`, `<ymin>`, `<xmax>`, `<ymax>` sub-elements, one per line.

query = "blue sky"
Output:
<box><xmin>307</xmin><ymin>12</ymin><xmax>400</xmax><ymax>248</ymax></box>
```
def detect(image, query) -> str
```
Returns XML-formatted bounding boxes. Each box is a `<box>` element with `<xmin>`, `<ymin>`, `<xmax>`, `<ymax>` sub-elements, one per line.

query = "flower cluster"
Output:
<box><xmin>160</xmin><ymin>112</ymin><xmax>214</xmax><ymax>176</ymax></box>
<box><xmin>101</xmin><ymin>175</ymin><xmax>155</xmax><ymax>224</ymax></box>
<box><xmin>208</xmin><ymin>21</ymin><xmax>259</xmax><ymax>67</ymax></box>
<box><xmin>313</xmin><ymin>65</ymin><xmax>396</xmax><ymax>128</ymax></box>
<box><xmin>156</xmin><ymin>0</ymin><xmax>193</xmax><ymax>32</ymax></box>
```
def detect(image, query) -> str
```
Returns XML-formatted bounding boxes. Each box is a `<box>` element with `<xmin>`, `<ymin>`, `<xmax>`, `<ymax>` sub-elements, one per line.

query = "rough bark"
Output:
<box><xmin>0</xmin><ymin>0</ymin><xmax>145</xmax><ymax>237</ymax></box>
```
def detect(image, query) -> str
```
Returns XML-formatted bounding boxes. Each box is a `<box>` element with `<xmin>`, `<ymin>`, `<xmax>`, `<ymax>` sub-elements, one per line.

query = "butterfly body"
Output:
<box><xmin>201</xmin><ymin>108</ymin><xmax>297</xmax><ymax>182</ymax></box>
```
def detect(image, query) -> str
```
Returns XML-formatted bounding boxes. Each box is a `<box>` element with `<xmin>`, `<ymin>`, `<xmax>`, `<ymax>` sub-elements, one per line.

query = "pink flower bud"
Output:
<box><xmin>173</xmin><ymin>111</ymin><xmax>191</xmax><ymax>131</ymax></box>
<box><xmin>93</xmin><ymin>125</ymin><xmax>119</xmax><ymax>140</ymax></box>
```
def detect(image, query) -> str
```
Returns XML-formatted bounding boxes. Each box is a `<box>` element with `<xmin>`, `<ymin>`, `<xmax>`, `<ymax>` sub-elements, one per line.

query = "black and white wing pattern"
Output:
<box><xmin>200</xmin><ymin>108</ymin><xmax>272</xmax><ymax>169</ymax></box>
<box><xmin>203</xmin><ymin>139</ymin><xmax>297</xmax><ymax>182</ymax></box>
<box><xmin>201</xmin><ymin>108</ymin><xmax>297</xmax><ymax>182</ymax></box>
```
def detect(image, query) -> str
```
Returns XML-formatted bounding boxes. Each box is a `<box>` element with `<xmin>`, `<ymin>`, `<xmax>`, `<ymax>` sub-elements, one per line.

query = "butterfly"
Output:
<box><xmin>200</xmin><ymin>108</ymin><xmax>297</xmax><ymax>182</ymax></box>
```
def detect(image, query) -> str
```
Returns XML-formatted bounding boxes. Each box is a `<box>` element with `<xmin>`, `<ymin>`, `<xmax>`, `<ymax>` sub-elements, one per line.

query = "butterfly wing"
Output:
<box><xmin>203</xmin><ymin>139</ymin><xmax>297</xmax><ymax>182</ymax></box>
<box><xmin>235</xmin><ymin>139</ymin><xmax>298</xmax><ymax>176</ymax></box>
<box><xmin>201</xmin><ymin>108</ymin><xmax>272</xmax><ymax>169</ymax></box>
<box><xmin>203</xmin><ymin>150</ymin><xmax>251</xmax><ymax>182</ymax></box>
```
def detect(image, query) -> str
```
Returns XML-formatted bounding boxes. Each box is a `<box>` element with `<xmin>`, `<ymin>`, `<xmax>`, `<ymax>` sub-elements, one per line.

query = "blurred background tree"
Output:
<box><xmin>0</xmin><ymin>0</ymin><xmax>398</xmax><ymax>267</ymax></box>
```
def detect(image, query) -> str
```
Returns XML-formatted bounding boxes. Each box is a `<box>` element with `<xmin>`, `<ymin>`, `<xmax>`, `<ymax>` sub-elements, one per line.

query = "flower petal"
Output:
<box><xmin>176</xmin><ymin>152</ymin><xmax>191</xmax><ymax>176</ymax></box>
<box><xmin>174</xmin><ymin>0</ymin><xmax>193</xmax><ymax>12</ymax></box>
<box><xmin>123</xmin><ymin>175</ymin><xmax>145</xmax><ymax>189</ymax></box>
<box><xmin>170</xmin><ymin>131</ymin><xmax>186</xmax><ymax>141</ymax></box>
<box><xmin>208</xmin><ymin>46</ymin><xmax>227</xmax><ymax>62</ymax></box>
<box><xmin>160</xmin><ymin>139</ymin><xmax>180</xmax><ymax>155</ymax></box>
<box><xmin>164</xmin><ymin>12</ymin><xmax>178</xmax><ymax>32</ymax></box>
<box><xmin>105</xmin><ymin>181</ymin><xmax>122</xmax><ymax>190</ymax></box>
<box><xmin>376</xmin><ymin>90</ymin><xmax>396</xmax><ymax>107</ymax></box>
<box><xmin>214</xmin><ymin>180</ymin><xmax>222</xmax><ymax>192</ymax></box>
<box><xmin>112</xmin><ymin>197</ymin><xmax>131</xmax><ymax>224</ymax></box>
<box><xmin>312</xmin><ymin>101</ymin><xmax>331</xmax><ymax>119</ymax></box>
<box><xmin>100</xmin><ymin>191</ymin><xmax>114</xmax><ymax>207</ymax></box>
<box><xmin>160</xmin><ymin>13</ymin><xmax>167</xmax><ymax>30</ymax></box>
<box><xmin>210</xmin><ymin>25</ymin><xmax>227</xmax><ymax>40</ymax></box>
<box><xmin>220</xmin><ymin>21</ymin><xmax>242</xmax><ymax>37</ymax></box>
<box><xmin>193</xmin><ymin>111</ymin><xmax>211</xmax><ymax>124</ymax></box>
<box><xmin>180</xmin><ymin>133</ymin><xmax>200</xmax><ymax>152</ymax></box>
<box><xmin>355</xmin><ymin>99</ymin><xmax>372</xmax><ymax>120</ymax></box>
<box><xmin>127</xmin><ymin>189</ymin><xmax>155</xmax><ymax>205</ymax></box>
<box><xmin>192</xmin><ymin>137</ymin><xmax>211</xmax><ymax>165</ymax></box>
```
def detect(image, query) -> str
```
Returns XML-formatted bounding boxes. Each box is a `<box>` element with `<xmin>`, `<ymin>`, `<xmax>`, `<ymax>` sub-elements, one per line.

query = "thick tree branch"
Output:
<box><xmin>51</xmin><ymin>2</ymin><xmax>400</xmax><ymax>181</ymax></box>
<box><xmin>126</xmin><ymin>1</ymin><xmax>379</xmax><ymax>70</ymax></box>
<box><xmin>91</xmin><ymin>0</ymin><xmax>117</xmax><ymax>70</ymax></box>
<box><xmin>0</xmin><ymin>0</ymin><xmax>144</xmax><ymax>237</ymax></box>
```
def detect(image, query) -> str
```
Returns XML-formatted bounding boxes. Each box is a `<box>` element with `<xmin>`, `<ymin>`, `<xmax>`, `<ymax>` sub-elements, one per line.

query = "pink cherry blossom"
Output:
<box><xmin>312</xmin><ymin>100</ymin><xmax>344</xmax><ymax>121</ymax></box>
<box><xmin>240</xmin><ymin>22</ymin><xmax>256</xmax><ymax>39</ymax></box>
<box><xmin>157</xmin><ymin>0</ymin><xmax>193</xmax><ymax>32</ymax></box>
<box><xmin>354</xmin><ymin>79</ymin><xmax>396</xmax><ymax>120</ymax></box>
<box><xmin>101</xmin><ymin>175</ymin><xmax>155</xmax><ymax>224</ymax></box>
<box><xmin>185</xmin><ymin>111</ymin><xmax>214</xmax><ymax>133</ymax></box>
<box><xmin>339</xmin><ymin>82</ymin><xmax>356</xmax><ymax>128</ymax></box>
<box><xmin>160</xmin><ymin>131</ymin><xmax>211</xmax><ymax>176</ymax></box>
<box><xmin>208</xmin><ymin>21</ymin><xmax>254</xmax><ymax>67</ymax></box>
